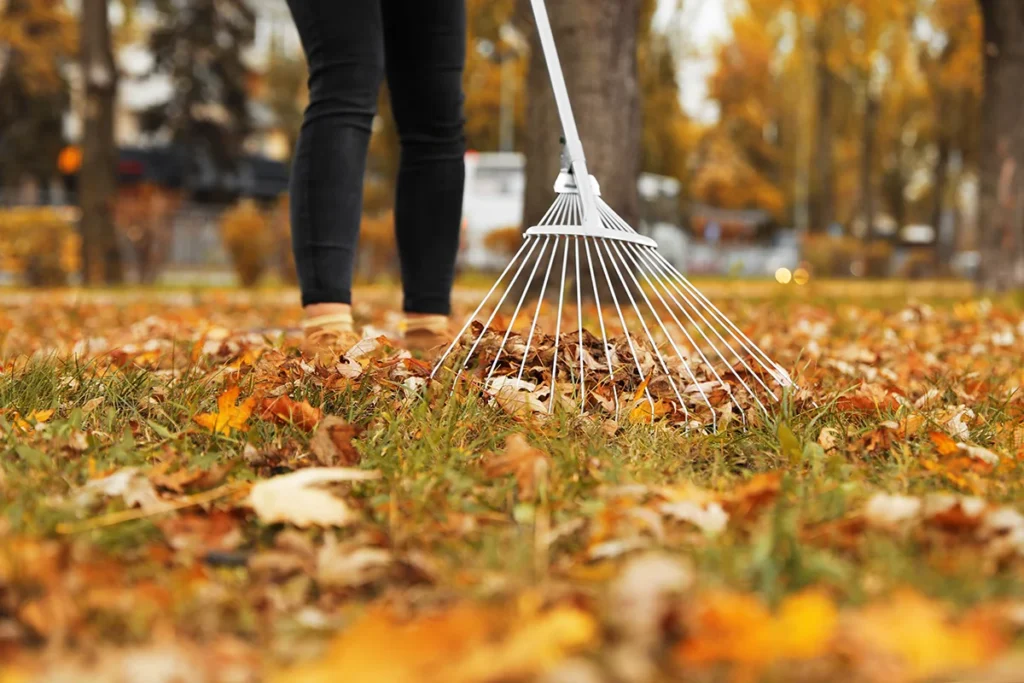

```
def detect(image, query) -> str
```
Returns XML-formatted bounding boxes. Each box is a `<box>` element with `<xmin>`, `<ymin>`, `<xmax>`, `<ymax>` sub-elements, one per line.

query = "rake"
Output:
<box><xmin>431</xmin><ymin>0</ymin><xmax>796</xmax><ymax>430</ymax></box>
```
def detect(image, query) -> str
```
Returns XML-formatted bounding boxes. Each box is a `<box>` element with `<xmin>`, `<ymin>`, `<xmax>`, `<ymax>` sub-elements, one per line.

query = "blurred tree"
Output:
<box><xmin>0</xmin><ymin>0</ymin><xmax>76</xmax><ymax>194</ymax></box>
<box><xmin>692</xmin><ymin>5</ymin><xmax>785</xmax><ymax>217</ymax></box>
<box><xmin>464</xmin><ymin>0</ymin><xmax>525</xmax><ymax>152</ymax></box>
<box><xmin>263</xmin><ymin>35</ymin><xmax>307</xmax><ymax>159</ymax></box>
<box><xmin>140</xmin><ymin>0</ymin><xmax>256</xmax><ymax>168</ymax></box>
<box><xmin>79</xmin><ymin>0</ymin><xmax>123</xmax><ymax>284</ymax></box>
<box><xmin>915</xmin><ymin>0</ymin><xmax>981</xmax><ymax>263</ymax></box>
<box><xmin>519</xmin><ymin>0</ymin><xmax>643</xmax><ymax>233</ymax></box>
<box><xmin>638</xmin><ymin>0</ymin><xmax>696</xmax><ymax>196</ymax></box>
<box><xmin>974</xmin><ymin>0</ymin><xmax>1021</xmax><ymax>291</ymax></box>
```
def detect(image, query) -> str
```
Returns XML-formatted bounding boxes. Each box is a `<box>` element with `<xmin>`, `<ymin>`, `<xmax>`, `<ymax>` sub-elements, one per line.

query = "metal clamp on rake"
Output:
<box><xmin>431</xmin><ymin>0</ymin><xmax>796</xmax><ymax>430</ymax></box>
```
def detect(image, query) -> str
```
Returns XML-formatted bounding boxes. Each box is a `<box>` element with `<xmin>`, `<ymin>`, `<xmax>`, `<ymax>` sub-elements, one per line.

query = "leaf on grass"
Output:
<box><xmin>258</xmin><ymin>395</ymin><xmax>322</xmax><ymax>432</ymax></box>
<box><xmin>272</xmin><ymin>601</ymin><xmax>596</xmax><ymax>683</ymax></box>
<box><xmin>310</xmin><ymin>416</ymin><xmax>364</xmax><ymax>466</ymax></box>
<box><xmin>678</xmin><ymin>589</ymin><xmax>837</xmax><ymax>667</ymax></box>
<box><xmin>660</xmin><ymin>500</ymin><xmax>729</xmax><ymax>536</ymax></box>
<box><xmin>844</xmin><ymin>590</ymin><xmax>1006</xmax><ymax>680</ymax></box>
<box><xmin>957</xmin><ymin>443</ymin><xmax>1000</xmax><ymax>466</ymax></box>
<box><xmin>194</xmin><ymin>386</ymin><xmax>255</xmax><ymax>435</ymax></box>
<box><xmin>863</xmin><ymin>493</ymin><xmax>922</xmax><ymax>528</ymax></box>
<box><xmin>482</xmin><ymin>434</ymin><xmax>551</xmax><ymax>500</ymax></box>
<box><xmin>316</xmin><ymin>534</ymin><xmax>392</xmax><ymax>588</ymax></box>
<box><xmin>247</xmin><ymin>467</ymin><xmax>381</xmax><ymax>528</ymax></box>
<box><xmin>73</xmin><ymin>467</ymin><xmax>170</xmax><ymax>514</ymax></box>
<box><xmin>930</xmin><ymin>431</ymin><xmax>960</xmax><ymax>457</ymax></box>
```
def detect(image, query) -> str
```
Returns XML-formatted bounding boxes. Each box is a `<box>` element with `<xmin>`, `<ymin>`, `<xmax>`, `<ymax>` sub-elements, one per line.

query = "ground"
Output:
<box><xmin>0</xmin><ymin>281</ymin><xmax>1022</xmax><ymax>683</ymax></box>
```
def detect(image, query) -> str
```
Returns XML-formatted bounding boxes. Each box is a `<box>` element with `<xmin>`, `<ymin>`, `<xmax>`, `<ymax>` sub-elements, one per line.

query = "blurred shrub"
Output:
<box><xmin>114</xmin><ymin>183</ymin><xmax>181</xmax><ymax>283</ymax></box>
<box><xmin>483</xmin><ymin>226</ymin><xmax>523</xmax><ymax>259</ymax></box>
<box><xmin>220</xmin><ymin>200</ymin><xmax>272</xmax><ymax>287</ymax></box>
<box><xmin>270</xmin><ymin>195</ymin><xmax>297</xmax><ymax>285</ymax></box>
<box><xmin>357</xmin><ymin>211</ymin><xmax>397</xmax><ymax>282</ymax></box>
<box><xmin>0</xmin><ymin>207</ymin><xmax>80</xmax><ymax>286</ymax></box>
<box><xmin>802</xmin><ymin>235</ymin><xmax>893</xmax><ymax>278</ymax></box>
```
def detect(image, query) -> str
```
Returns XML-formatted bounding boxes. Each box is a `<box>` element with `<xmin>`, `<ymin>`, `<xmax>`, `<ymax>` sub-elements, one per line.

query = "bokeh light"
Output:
<box><xmin>775</xmin><ymin>268</ymin><xmax>793</xmax><ymax>284</ymax></box>
<box><xmin>793</xmin><ymin>268</ymin><xmax>810</xmax><ymax>285</ymax></box>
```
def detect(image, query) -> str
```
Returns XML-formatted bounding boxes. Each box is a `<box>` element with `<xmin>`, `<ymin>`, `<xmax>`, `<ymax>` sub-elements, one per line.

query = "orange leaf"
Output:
<box><xmin>194</xmin><ymin>386</ymin><xmax>255</xmax><ymax>435</ymax></box>
<box><xmin>482</xmin><ymin>433</ymin><xmax>551</xmax><ymax>499</ymax></box>
<box><xmin>258</xmin><ymin>395</ymin><xmax>322</xmax><ymax>432</ymax></box>
<box><xmin>930</xmin><ymin>431</ymin><xmax>960</xmax><ymax>457</ymax></box>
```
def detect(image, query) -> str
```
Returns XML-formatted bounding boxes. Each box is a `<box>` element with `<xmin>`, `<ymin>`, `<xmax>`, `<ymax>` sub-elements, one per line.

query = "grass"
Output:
<box><xmin>0</xmin><ymin>286</ymin><xmax>1022</xmax><ymax>678</ymax></box>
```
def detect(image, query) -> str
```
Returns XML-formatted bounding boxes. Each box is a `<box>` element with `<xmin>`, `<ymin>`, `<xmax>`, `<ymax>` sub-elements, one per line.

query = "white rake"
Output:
<box><xmin>431</xmin><ymin>0</ymin><xmax>795</xmax><ymax>430</ymax></box>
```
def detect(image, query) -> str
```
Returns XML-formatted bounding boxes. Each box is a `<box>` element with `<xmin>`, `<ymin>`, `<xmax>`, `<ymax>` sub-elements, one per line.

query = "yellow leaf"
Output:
<box><xmin>845</xmin><ymin>591</ymin><xmax>1005</xmax><ymax>679</ymax></box>
<box><xmin>194</xmin><ymin>386</ymin><xmax>255</xmax><ymax>435</ymax></box>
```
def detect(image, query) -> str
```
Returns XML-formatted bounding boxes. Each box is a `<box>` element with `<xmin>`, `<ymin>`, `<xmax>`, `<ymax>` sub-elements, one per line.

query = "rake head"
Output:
<box><xmin>431</xmin><ymin>167</ymin><xmax>797</xmax><ymax>431</ymax></box>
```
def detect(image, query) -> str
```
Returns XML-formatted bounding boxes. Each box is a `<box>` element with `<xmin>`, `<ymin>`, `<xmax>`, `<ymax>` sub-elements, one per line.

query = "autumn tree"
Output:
<box><xmin>0</xmin><ymin>0</ymin><xmax>76</xmax><ymax>196</ymax></box>
<box><xmin>79</xmin><ymin>0</ymin><xmax>123</xmax><ymax>284</ymax></box>
<box><xmin>140</xmin><ymin>0</ymin><xmax>256</xmax><ymax>168</ymax></box>
<box><xmin>975</xmin><ymin>0</ymin><xmax>1024</xmax><ymax>291</ymax></box>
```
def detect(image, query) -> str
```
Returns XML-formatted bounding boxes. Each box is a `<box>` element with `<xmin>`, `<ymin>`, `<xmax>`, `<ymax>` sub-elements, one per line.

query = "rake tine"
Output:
<box><xmin>603</xmin><ymin>239</ymin><xmax>695</xmax><ymax>427</ymax></box>
<box><xmin>549</xmin><ymin>235</ymin><xmax>571</xmax><ymax>413</ymax></box>
<box><xmin>516</xmin><ymin>236</ymin><xmax>560</xmax><ymax>386</ymax></box>
<box><xmin>581</xmin><ymin>233</ymin><xmax>621</xmax><ymax>417</ymax></box>
<box><xmin>432</xmin><ymin>236</ymin><xmax>535</xmax><ymax>380</ymax></box>
<box><xmin>626</xmin><ymin>243</ymin><xmax>758</xmax><ymax>421</ymax></box>
<box><xmin>484</xmin><ymin>238</ymin><xmax>552</xmax><ymax>388</ymax></box>
<box><xmin>652</xmin><ymin>252</ymin><xmax>795</xmax><ymax>389</ymax></box>
<box><xmin>611</xmin><ymin>243</ymin><xmax>719</xmax><ymax>426</ymax></box>
<box><xmin>638</xmin><ymin>250</ymin><xmax>776</xmax><ymax>407</ymax></box>
<box><xmin>598</xmin><ymin>202</ymin><xmax>769</xmax><ymax>416</ymax></box>
<box><xmin>649</xmin><ymin>251</ymin><xmax>792</xmax><ymax>397</ymax></box>
<box><xmin>450</xmin><ymin>237</ymin><xmax>541</xmax><ymax>389</ymax></box>
<box><xmin>588</xmin><ymin>233</ymin><xmax>654</xmax><ymax>416</ymax></box>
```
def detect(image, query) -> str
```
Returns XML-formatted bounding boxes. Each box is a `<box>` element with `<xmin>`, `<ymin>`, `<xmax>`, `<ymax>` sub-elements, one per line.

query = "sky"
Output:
<box><xmin>655</xmin><ymin>0</ymin><xmax>731</xmax><ymax>123</ymax></box>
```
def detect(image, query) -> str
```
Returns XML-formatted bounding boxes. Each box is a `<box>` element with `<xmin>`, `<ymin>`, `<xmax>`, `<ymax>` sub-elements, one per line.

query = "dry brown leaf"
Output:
<box><xmin>482</xmin><ymin>434</ymin><xmax>552</xmax><ymax>500</ymax></box>
<box><xmin>258</xmin><ymin>395</ymin><xmax>322</xmax><ymax>432</ymax></box>
<box><xmin>310</xmin><ymin>416</ymin><xmax>364</xmax><ymax>467</ymax></box>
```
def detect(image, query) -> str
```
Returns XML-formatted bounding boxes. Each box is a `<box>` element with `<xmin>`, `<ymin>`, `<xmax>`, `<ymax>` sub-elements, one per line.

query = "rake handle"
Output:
<box><xmin>529</xmin><ymin>0</ymin><xmax>605</xmax><ymax>235</ymax></box>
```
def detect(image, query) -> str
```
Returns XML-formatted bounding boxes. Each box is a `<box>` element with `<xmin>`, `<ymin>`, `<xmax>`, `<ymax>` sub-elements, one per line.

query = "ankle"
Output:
<box><xmin>303</xmin><ymin>303</ymin><xmax>353</xmax><ymax>333</ymax></box>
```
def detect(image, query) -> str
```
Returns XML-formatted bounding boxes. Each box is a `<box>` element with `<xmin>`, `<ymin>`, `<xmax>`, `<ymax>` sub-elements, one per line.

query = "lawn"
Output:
<box><xmin>1</xmin><ymin>282</ymin><xmax>1022</xmax><ymax>682</ymax></box>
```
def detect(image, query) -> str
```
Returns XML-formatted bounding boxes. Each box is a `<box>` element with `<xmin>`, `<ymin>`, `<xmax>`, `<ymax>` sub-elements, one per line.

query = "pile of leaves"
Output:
<box><xmin>1</xmin><ymin>289</ymin><xmax>1023</xmax><ymax>682</ymax></box>
<box><xmin>442</xmin><ymin>320</ymin><xmax>796</xmax><ymax>429</ymax></box>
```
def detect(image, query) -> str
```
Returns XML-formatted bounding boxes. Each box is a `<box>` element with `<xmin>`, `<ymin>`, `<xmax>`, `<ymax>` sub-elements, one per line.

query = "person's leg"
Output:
<box><xmin>382</xmin><ymin>0</ymin><xmax>467</xmax><ymax>333</ymax></box>
<box><xmin>284</xmin><ymin>0</ymin><xmax>384</xmax><ymax>339</ymax></box>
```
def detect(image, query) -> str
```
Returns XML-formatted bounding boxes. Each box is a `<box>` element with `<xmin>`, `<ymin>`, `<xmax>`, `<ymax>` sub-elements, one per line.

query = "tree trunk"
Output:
<box><xmin>516</xmin><ymin>0</ymin><xmax>642</xmax><ymax>305</ymax></box>
<box><xmin>520</xmin><ymin>0</ymin><xmax>642</xmax><ymax>231</ymax></box>
<box><xmin>860</xmin><ymin>93</ymin><xmax>879</xmax><ymax>239</ymax></box>
<box><xmin>79</xmin><ymin>0</ymin><xmax>123</xmax><ymax>285</ymax></box>
<box><xmin>811</xmin><ymin>32</ymin><xmax>834</xmax><ymax>233</ymax></box>
<box><xmin>977</xmin><ymin>0</ymin><xmax>1024</xmax><ymax>292</ymax></box>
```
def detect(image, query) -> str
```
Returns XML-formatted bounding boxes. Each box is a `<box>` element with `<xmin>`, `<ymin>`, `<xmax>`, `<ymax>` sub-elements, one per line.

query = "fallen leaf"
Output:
<box><xmin>247</xmin><ymin>468</ymin><xmax>381</xmax><ymax>528</ymax></box>
<box><xmin>659</xmin><ymin>501</ymin><xmax>729</xmax><ymax>536</ymax></box>
<box><xmin>930</xmin><ymin>431</ymin><xmax>961</xmax><ymax>457</ymax></box>
<box><xmin>843</xmin><ymin>590</ymin><xmax>1006</xmax><ymax>680</ymax></box>
<box><xmin>957</xmin><ymin>443</ymin><xmax>1000</xmax><ymax>466</ymax></box>
<box><xmin>818</xmin><ymin>427</ymin><xmax>840</xmax><ymax>451</ymax></box>
<box><xmin>864</xmin><ymin>493</ymin><xmax>922</xmax><ymax>529</ymax></box>
<box><xmin>317</xmin><ymin>534</ymin><xmax>392</xmax><ymax>588</ymax></box>
<box><xmin>194</xmin><ymin>386</ymin><xmax>255</xmax><ymax>435</ymax></box>
<box><xmin>482</xmin><ymin>434</ymin><xmax>551</xmax><ymax>500</ymax></box>
<box><xmin>310</xmin><ymin>416</ymin><xmax>364</xmax><ymax>466</ymax></box>
<box><xmin>258</xmin><ymin>395</ymin><xmax>322</xmax><ymax>432</ymax></box>
<box><xmin>73</xmin><ymin>468</ymin><xmax>169</xmax><ymax>514</ymax></box>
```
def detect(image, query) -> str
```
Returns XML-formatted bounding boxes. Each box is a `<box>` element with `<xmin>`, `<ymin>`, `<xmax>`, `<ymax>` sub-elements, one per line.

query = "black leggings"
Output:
<box><xmin>285</xmin><ymin>0</ymin><xmax>466</xmax><ymax>314</ymax></box>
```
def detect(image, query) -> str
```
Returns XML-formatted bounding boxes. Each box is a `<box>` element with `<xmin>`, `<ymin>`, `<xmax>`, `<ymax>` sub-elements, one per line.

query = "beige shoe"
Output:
<box><xmin>400</xmin><ymin>314</ymin><xmax>453</xmax><ymax>353</ymax></box>
<box><xmin>301</xmin><ymin>311</ymin><xmax>359</xmax><ymax>362</ymax></box>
